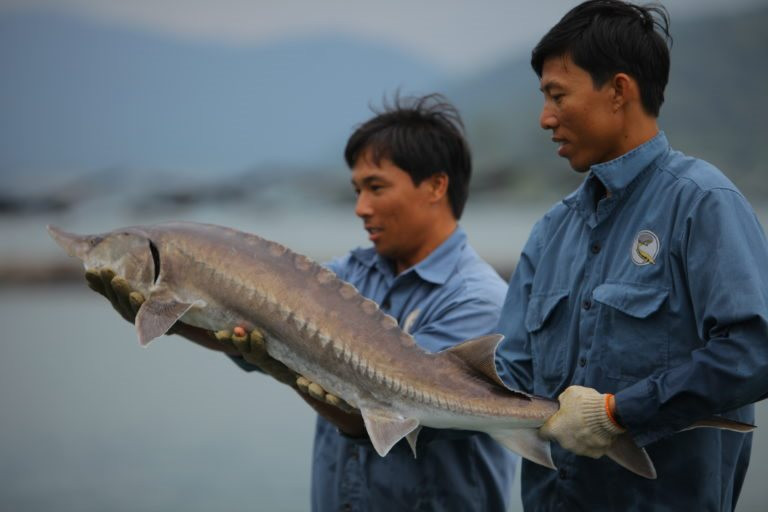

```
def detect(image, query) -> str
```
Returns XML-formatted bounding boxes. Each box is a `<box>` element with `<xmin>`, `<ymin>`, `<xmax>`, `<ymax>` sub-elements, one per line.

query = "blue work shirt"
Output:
<box><xmin>312</xmin><ymin>226</ymin><xmax>517</xmax><ymax>512</ymax></box>
<box><xmin>496</xmin><ymin>132</ymin><xmax>768</xmax><ymax>511</ymax></box>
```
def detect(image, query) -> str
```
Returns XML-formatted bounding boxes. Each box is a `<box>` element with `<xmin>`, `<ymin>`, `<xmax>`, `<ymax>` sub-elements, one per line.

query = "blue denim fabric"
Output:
<box><xmin>496</xmin><ymin>132</ymin><xmax>768</xmax><ymax>511</ymax></box>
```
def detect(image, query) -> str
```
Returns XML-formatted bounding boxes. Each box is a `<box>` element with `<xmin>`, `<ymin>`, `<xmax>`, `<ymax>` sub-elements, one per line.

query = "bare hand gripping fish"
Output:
<box><xmin>47</xmin><ymin>222</ymin><xmax>754</xmax><ymax>480</ymax></box>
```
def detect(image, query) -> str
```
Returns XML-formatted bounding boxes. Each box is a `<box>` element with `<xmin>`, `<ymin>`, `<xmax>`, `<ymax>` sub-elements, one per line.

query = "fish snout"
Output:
<box><xmin>46</xmin><ymin>225</ymin><xmax>94</xmax><ymax>261</ymax></box>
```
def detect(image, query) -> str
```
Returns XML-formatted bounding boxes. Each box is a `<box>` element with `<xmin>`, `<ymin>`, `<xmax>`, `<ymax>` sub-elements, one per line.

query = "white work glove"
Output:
<box><xmin>539</xmin><ymin>385</ymin><xmax>625</xmax><ymax>458</ymax></box>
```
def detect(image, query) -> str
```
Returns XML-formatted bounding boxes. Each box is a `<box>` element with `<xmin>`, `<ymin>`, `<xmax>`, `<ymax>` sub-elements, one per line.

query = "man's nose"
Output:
<box><xmin>540</xmin><ymin>104</ymin><xmax>558</xmax><ymax>130</ymax></box>
<box><xmin>355</xmin><ymin>192</ymin><xmax>373</xmax><ymax>218</ymax></box>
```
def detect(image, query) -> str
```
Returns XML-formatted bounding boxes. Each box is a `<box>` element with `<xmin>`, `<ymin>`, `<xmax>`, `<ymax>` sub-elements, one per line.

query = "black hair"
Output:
<box><xmin>531</xmin><ymin>0</ymin><xmax>672</xmax><ymax>117</ymax></box>
<box><xmin>344</xmin><ymin>93</ymin><xmax>471</xmax><ymax>219</ymax></box>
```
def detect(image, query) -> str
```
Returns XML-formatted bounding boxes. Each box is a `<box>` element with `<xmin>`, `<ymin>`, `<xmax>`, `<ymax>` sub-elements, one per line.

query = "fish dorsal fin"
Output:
<box><xmin>489</xmin><ymin>428</ymin><xmax>555</xmax><ymax>470</ymax></box>
<box><xmin>445</xmin><ymin>334</ymin><xmax>521</xmax><ymax>392</ymax></box>
<box><xmin>360</xmin><ymin>408</ymin><xmax>420</xmax><ymax>457</ymax></box>
<box><xmin>135</xmin><ymin>289</ymin><xmax>205</xmax><ymax>346</ymax></box>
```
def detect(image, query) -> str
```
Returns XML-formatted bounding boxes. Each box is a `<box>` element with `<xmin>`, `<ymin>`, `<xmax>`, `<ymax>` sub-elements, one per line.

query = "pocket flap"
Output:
<box><xmin>525</xmin><ymin>289</ymin><xmax>569</xmax><ymax>332</ymax></box>
<box><xmin>593</xmin><ymin>283</ymin><xmax>668</xmax><ymax>319</ymax></box>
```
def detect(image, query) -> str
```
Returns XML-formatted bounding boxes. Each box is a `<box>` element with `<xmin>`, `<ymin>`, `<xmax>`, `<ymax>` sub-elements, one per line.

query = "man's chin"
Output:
<box><xmin>559</xmin><ymin>150</ymin><xmax>590</xmax><ymax>173</ymax></box>
<box><xmin>568</xmin><ymin>159</ymin><xmax>591</xmax><ymax>173</ymax></box>
<box><xmin>373</xmin><ymin>244</ymin><xmax>396</xmax><ymax>260</ymax></box>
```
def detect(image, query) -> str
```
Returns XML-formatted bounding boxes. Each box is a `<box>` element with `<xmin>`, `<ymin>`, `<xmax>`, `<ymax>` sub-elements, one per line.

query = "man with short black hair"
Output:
<box><xmin>310</xmin><ymin>93</ymin><xmax>517</xmax><ymax>511</ymax></box>
<box><xmin>495</xmin><ymin>1</ymin><xmax>768</xmax><ymax>510</ymax></box>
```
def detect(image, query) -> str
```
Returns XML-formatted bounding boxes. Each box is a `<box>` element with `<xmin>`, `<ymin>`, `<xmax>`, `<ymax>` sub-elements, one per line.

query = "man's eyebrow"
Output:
<box><xmin>539</xmin><ymin>81</ymin><xmax>560</xmax><ymax>94</ymax></box>
<box><xmin>351</xmin><ymin>175</ymin><xmax>384</xmax><ymax>187</ymax></box>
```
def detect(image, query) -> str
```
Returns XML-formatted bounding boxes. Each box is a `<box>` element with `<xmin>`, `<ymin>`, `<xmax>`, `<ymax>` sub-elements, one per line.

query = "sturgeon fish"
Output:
<box><xmin>47</xmin><ymin>221</ymin><xmax>754</xmax><ymax>480</ymax></box>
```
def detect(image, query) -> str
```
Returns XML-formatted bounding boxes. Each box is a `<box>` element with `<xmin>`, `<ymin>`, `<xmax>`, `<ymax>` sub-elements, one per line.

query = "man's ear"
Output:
<box><xmin>610</xmin><ymin>72</ymin><xmax>639</xmax><ymax>112</ymax></box>
<box><xmin>427</xmin><ymin>172</ymin><xmax>450</xmax><ymax>203</ymax></box>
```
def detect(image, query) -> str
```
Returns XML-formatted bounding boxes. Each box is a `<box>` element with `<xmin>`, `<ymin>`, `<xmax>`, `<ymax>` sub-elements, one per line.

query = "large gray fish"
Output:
<box><xmin>47</xmin><ymin>222</ymin><xmax>754</xmax><ymax>480</ymax></box>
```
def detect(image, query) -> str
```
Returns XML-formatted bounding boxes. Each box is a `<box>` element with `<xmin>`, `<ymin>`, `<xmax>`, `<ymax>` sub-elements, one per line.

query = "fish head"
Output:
<box><xmin>47</xmin><ymin>225</ymin><xmax>158</xmax><ymax>293</ymax></box>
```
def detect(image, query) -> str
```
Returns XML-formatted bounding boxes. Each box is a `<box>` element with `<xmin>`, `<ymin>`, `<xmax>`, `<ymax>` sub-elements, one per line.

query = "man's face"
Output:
<box><xmin>539</xmin><ymin>54</ymin><xmax>623</xmax><ymax>172</ymax></box>
<box><xmin>351</xmin><ymin>154</ymin><xmax>435</xmax><ymax>269</ymax></box>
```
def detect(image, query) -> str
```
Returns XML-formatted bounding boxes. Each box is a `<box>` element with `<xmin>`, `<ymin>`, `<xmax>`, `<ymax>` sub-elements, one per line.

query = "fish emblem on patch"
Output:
<box><xmin>631</xmin><ymin>230</ymin><xmax>660</xmax><ymax>266</ymax></box>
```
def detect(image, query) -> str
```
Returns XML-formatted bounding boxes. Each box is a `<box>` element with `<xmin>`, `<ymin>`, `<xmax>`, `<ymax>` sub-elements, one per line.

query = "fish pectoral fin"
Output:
<box><xmin>489</xmin><ymin>428</ymin><xmax>555</xmax><ymax>470</ymax></box>
<box><xmin>406</xmin><ymin>426</ymin><xmax>422</xmax><ymax>459</ymax></box>
<box><xmin>360</xmin><ymin>408</ymin><xmax>419</xmax><ymax>457</ymax></box>
<box><xmin>135</xmin><ymin>290</ymin><xmax>204</xmax><ymax>346</ymax></box>
<box><xmin>606</xmin><ymin>433</ymin><xmax>657</xmax><ymax>480</ymax></box>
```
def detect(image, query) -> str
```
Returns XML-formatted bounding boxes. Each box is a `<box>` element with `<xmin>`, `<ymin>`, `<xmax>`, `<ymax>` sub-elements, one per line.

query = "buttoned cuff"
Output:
<box><xmin>615</xmin><ymin>381</ymin><xmax>677</xmax><ymax>447</ymax></box>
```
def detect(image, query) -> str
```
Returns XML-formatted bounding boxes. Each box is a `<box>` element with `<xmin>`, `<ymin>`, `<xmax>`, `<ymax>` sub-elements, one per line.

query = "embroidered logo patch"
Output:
<box><xmin>631</xmin><ymin>230</ymin><xmax>660</xmax><ymax>266</ymax></box>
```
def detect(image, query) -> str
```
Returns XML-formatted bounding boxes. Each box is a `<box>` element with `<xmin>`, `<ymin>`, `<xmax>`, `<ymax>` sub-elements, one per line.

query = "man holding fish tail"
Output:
<box><xmin>495</xmin><ymin>1</ymin><xmax>768</xmax><ymax>510</ymax></box>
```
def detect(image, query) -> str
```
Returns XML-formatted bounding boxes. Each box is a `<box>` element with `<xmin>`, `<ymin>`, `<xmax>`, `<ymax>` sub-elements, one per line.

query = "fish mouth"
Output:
<box><xmin>46</xmin><ymin>225</ymin><xmax>92</xmax><ymax>260</ymax></box>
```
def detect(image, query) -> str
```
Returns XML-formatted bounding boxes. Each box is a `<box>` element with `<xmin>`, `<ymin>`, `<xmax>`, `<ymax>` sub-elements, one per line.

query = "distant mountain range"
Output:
<box><xmin>1</xmin><ymin>5</ymin><xmax>766</xmax><ymax>213</ymax></box>
<box><xmin>0</xmin><ymin>11</ymin><xmax>445</xmax><ymax>177</ymax></box>
<box><xmin>449</xmin><ymin>4</ymin><xmax>768</xmax><ymax>202</ymax></box>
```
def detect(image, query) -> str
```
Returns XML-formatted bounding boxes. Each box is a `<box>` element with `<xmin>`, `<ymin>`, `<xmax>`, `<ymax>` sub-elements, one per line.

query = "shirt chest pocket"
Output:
<box><xmin>593</xmin><ymin>283</ymin><xmax>670</xmax><ymax>384</ymax></box>
<box><xmin>525</xmin><ymin>290</ymin><xmax>570</xmax><ymax>388</ymax></box>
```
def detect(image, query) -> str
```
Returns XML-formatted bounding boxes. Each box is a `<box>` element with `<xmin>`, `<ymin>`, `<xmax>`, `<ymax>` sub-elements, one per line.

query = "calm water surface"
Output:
<box><xmin>2</xmin><ymin>203</ymin><xmax>767</xmax><ymax>511</ymax></box>
<box><xmin>1</xmin><ymin>287</ymin><xmax>767</xmax><ymax>511</ymax></box>
<box><xmin>0</xmin><ymin>286</ymin><xmax>316</xmax><ymax>512</ymax></box>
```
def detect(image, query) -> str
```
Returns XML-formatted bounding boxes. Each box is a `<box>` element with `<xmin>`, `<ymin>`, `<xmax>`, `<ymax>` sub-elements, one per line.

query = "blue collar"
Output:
<box><xmin>564</xmin><ymin>131</ymin><xmax>670</xmax><ymax>217</ymax></box>
<box><xmin>349</xmin><ymin>226</ymin><xmax>467</xmax><ymax>285</ymax></box>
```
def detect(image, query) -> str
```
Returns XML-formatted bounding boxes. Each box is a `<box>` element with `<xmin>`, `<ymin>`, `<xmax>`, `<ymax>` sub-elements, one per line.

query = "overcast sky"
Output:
<box><xmin>2</xmin><ymin>0</ymin><xmax>765</xmax><ymax>73</ymax></box>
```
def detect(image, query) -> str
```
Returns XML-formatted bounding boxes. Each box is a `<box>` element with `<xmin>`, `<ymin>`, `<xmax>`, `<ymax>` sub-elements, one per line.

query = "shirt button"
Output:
<box><xmin>582</xmin><ymin>299</ymin><xmax>592</xmax><ymax>310</ymax></box>
<box><xmin>591</xmin><ymin>243</ymin><xmax>601</xmax><ymax>254</ymax></box>
<box><xmin>341</xmin><ymin>504</ymin><xmax>352</xmax><ymax>512</ymax></box>
<box><xmin>558</xmin><ymin>468</ymin><xmax>568</xmax><ymax>480</ymax></box>
<box><xmin>579</xmin><ymin>357</ymin><xmax>587</xmax><ymax>367</ymax></box>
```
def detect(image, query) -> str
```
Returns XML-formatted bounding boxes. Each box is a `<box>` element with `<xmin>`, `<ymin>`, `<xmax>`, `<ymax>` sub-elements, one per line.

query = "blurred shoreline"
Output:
<box><xmin>2</xmin><ymin>199</ymin><xmax>765</xmax><ymax>288</ymax></box>
<box><xmin>0</xmin><ymin>197</ymin><xmax>551</xmax><ymax>287</ymax></box>
<box><xmin>0</xmin><ymin>257</ymin><xmax>519</xmax><ymax>287</ymax></box>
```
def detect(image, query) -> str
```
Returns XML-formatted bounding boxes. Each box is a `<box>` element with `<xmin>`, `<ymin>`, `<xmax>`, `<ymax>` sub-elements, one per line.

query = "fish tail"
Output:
<box><xmin>683</xmin><ymin>416</ymin><xmax>756</xmax><ymax>432</ymax></box>
<box><xmin>606</xmin><ymin>433</ymin><xmax>657</xmax><ymax>479</ymax></box>
<box><xmin>605</xmin><ymin>415</ymin><xmax>754</xmax><ymax>480</ymax></box>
